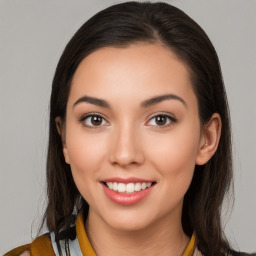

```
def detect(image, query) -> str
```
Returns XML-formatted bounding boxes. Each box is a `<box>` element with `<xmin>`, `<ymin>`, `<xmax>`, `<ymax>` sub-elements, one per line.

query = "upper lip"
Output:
<box><xmin>102</xmin><ymin>177</ymin><xmax>155</xmax><ymax>184</ymax></box>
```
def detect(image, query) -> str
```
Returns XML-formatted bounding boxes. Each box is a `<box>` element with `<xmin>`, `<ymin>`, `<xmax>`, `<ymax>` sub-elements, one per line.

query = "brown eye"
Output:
<box><xmin>155</xmin><ymin>115</ymin><xmax>168</xmax><ymax>126</ymax></box>
<box><xmin>91</xmin><ymin>116</ymin><xmax>103</xmax><ymax>126</ymax></box>
<box><xmin>81</xmin><ymin>114</ymin><xmax>108</xmax><ymax>127</ymax></box>
<box><xmin>147</xmin><ymin>114</ymin><xmax>177</xmax><ymax>127</ymax></box>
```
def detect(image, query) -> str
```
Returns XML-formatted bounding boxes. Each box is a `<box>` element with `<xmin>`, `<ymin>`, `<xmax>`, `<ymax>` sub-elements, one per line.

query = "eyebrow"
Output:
<box><xmin>73</xmin><ymin>94</ymin><xmax>187</xmax><ymax>109</ymax></box>
<box><xmin>73</xmin><ymin>96</ymin><xmax>110</xmax><ymax>108</ymax></box>
<box><xmin>140</xmin><ymin>94</ymin><xmax>187</xmax><ymax>108</ymax></box>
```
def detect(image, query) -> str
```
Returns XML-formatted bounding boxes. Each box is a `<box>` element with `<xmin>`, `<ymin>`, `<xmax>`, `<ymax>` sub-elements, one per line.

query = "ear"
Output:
<box><xmin>55</xmin><ymin>117</ymin><xmax>70</xmax><ymax>164</ymax></box>
<box><xmin>196</xmin><ymin>113</ymin><xmax>222</xmax><ymax>165</ymax></box>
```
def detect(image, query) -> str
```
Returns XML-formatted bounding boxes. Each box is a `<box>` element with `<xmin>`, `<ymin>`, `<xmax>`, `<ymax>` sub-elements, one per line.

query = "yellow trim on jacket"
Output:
<box><xmin>4</xmin><ymin>234</ymin><xmax>55</xmax><ymax>256</ymax></box>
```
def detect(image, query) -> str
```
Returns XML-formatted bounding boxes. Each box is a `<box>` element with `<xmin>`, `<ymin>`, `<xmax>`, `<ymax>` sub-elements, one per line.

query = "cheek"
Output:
<box><xmin>65</xmin><ymin>126</ymin><xmax>108</xmax><ymax>188</ymax></box>
<box><xmin>145</xmin><ymin>127</ymin><xmax>200</xmax><ymax>209</ymax></box>
<box><xmin>145</xmin><ymin>124</ymin><xmax>200</xmax><ymax>179</ymax></box>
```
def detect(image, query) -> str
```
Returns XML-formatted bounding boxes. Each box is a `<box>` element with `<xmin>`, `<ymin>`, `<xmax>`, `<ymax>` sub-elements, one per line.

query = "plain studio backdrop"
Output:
<box><xmin>0</xmin><ymin>0</ymin><xmax>255</xmax><ymax>254</ymax></box>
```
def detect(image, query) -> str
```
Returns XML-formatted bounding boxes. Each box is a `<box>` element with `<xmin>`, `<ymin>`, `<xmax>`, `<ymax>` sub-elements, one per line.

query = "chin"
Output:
<box><xmin>102</xmin><ymin>210</ymin><xmax>157</xmax><ymax>232</ymax></box>
<box><xmin>108</xmin><ymin>219</ymin><xmax>151</xmax><ymax>232</ymax></box>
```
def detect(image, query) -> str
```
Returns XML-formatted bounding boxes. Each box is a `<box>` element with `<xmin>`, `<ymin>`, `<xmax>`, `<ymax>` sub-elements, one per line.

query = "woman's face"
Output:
<box><xmin>62</xmin><ymin>44</ymin><xmax>206</xmax><ymax>231</ymax></box>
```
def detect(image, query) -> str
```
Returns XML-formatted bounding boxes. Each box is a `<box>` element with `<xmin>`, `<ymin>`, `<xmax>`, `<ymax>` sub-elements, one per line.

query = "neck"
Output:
<box><xmin>86</xmin><ymin>210</ymin><xmax>190</xmax><ymax>256</ymax></box>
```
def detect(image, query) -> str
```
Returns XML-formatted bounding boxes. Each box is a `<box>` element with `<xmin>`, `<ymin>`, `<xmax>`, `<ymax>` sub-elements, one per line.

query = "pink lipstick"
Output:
<box><xmin>101</xmin><ymin>177</ymin><xmax>156</xmax><ymax>205</ymax></box>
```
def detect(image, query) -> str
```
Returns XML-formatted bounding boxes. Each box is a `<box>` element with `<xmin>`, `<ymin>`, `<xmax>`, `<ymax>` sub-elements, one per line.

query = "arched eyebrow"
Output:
<box><xmin>73</xmin><ymin>94</ymin><xmax>187</xmax><ymax>109</ymax></box>
<box><xmin>73</xmin><ymin>96</ymin><xmax>110</xmax><ymax>108</ymax></box>
<box><xmin>140</xmin><ymin>94</ymin><xmax>187</xmax><ymax>108</ymax></box>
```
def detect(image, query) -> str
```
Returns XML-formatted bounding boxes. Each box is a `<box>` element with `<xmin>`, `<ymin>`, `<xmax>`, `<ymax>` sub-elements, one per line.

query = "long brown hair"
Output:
<box><xmin>42</xmin><ymin>2</ymin><xmax>233</xmax><ymax>255</ymax></box>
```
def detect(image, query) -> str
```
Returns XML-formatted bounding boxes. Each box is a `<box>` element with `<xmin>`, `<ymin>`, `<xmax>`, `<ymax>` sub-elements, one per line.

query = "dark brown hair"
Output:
<box><xmin>43</xmin><ymin>2</ymin><xmax>233</xmax><ymax>255</ymax></box>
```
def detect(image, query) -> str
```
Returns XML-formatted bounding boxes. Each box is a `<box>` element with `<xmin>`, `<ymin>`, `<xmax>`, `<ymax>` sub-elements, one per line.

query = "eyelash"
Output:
<box><xmin>79</xmin><ymin>113</ymin><xmax>177</xmax><ymax>128</ymax></box>
<box><xmin>146</xmin><ymin>113</ymin><xmax>177</xmax><ymax>128</ymax></box>
<box><xmin>79</xmin><ymin>113</ymin><xmax>109</xmax><ymax>128</ymax></box>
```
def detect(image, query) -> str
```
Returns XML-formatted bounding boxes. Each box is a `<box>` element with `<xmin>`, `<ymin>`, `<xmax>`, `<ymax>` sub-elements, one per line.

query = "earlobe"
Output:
<box><xmin>63</xmin><ymin>148</ymin><xmax>70</xmax><ymax>164</ymax></box>
<box><xmin>55</xmin><ymin>117</ymin><xmax>70</xmax><ymax>164</ymax></box>
<box><xmin>196</xmin><ymin>113</ymin><xmax>222</xmax><ymax>165</ymax></box>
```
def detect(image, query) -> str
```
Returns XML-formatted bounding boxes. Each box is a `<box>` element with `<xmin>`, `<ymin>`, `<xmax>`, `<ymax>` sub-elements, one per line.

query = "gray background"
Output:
<box><xmin>0</xmin><ymin>0</ymin><xmax>255</xmax><ymax>254</ymax></box>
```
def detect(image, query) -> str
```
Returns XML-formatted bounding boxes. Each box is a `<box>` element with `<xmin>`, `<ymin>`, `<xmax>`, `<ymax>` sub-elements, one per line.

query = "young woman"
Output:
<box><xmin>4</xmin><ymin>1</ymin><xmax>255</xmax><ymax>256</ymax></box>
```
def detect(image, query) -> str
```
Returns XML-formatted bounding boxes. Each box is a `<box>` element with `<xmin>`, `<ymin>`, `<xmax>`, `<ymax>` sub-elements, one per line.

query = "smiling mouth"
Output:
<box><xmin>102</xmin><ymin>182</ymin><xmax>156</xmax><ymax>194</ymax></box>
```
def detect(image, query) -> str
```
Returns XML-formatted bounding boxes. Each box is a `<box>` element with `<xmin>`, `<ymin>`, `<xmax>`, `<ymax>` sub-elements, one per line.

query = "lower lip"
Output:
<box><xmin>102</xmin><ymin>183</ymin><xmax>155</xmax><ymax>205</ymax></box>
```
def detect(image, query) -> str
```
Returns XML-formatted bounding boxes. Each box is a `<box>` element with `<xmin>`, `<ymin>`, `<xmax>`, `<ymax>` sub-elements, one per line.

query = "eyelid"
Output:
<box><xmin>146</xmin><ymin>112</ymin><xmax>177</xmax><ymax>127</ymax></box>
<box><xmin>79</xmin><ymin>112</ymin><xmax>110</xmax><ymax>128</ymax></box>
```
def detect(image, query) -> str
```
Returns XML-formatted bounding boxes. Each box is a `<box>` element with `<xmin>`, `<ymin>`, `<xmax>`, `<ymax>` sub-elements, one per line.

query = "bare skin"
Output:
<box><xmin>57</xmin><ymin>44</ymin><xmax>221</xmax><ymax>256</ymax></box>
<box><xmin>19</xmin><ymin>251</ymin><xmax>30</xmax><ymax>256</ymax></box>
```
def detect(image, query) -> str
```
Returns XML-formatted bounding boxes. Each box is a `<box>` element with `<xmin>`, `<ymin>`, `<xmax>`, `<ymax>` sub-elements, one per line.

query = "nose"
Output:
<box><xmin>109</xmin><ymin>124</ymin><xmax>145</xmax><ymax>168</ymax></box>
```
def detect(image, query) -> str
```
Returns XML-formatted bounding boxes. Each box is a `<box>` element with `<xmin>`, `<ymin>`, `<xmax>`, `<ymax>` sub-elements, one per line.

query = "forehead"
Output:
<box><xmin>68</xmin><ymin>44</ymin><xmax>196</xmax><ymax>107</ymax></box>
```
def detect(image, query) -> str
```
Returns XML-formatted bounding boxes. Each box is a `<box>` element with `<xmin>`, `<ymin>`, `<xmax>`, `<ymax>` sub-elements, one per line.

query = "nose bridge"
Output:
<box><xmin>109</xmin><ymin>120</ymin><xmax>144</xmax><ymax>167</ymax></box>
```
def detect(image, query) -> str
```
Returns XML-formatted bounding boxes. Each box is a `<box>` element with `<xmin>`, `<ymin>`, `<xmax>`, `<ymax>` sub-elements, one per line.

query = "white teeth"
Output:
<box><xmin>106</xmin><ymin>182</ymin><xmax>113</xmax><ymax>189</ymax></box>
<box><xmin>126</xmin><ymin>183</ymin><xmax>135</xmax><ymax>193</ymax></box>
<box><xmin>113</xmin><ymin>182</ymin><xmax>118</xmax><ymax>191</ymax></box>
<box><xmin>134</xmin><ymin>183</ymin><xmax>141</xmax><ymax>191</ymax></box>
<box><xmin>117</xmin><ymin>183</ymin><xmax>126</xmax><ymax>193</ymax></box>
<box><xmin>105</xmin><ymin>182</ymin><xmax>153</xmax><ymax>194</ymax></box>
<box><xmin>146</xmin><ymin>182</ymin><xmax>151</xmax><ymax>188</ymax></box>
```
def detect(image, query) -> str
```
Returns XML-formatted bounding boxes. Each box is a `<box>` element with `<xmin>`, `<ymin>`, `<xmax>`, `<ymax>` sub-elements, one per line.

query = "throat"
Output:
<box><xmin>85</xmin><ymin>212</ymin><xmax>190</xmax><ymax>256</ymax></box>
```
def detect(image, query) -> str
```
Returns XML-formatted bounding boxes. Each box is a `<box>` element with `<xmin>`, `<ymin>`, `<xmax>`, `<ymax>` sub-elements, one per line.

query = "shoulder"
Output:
<box><xmin>3</xmin><ymin>244</ymin><xmax>30</xmax><ymax>256</ymax></box>
<box><xmin>3</xmin><ymin>234</ymin><xmax>54</xmax><ymax>256</ymax></box>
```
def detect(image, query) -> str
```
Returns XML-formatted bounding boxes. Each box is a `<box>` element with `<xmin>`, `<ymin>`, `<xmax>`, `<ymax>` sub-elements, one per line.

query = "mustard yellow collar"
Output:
<box><xmin>76</xmin><ymin>213</ymin><xmax>96</xmax><ymax>256</ymax></box>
